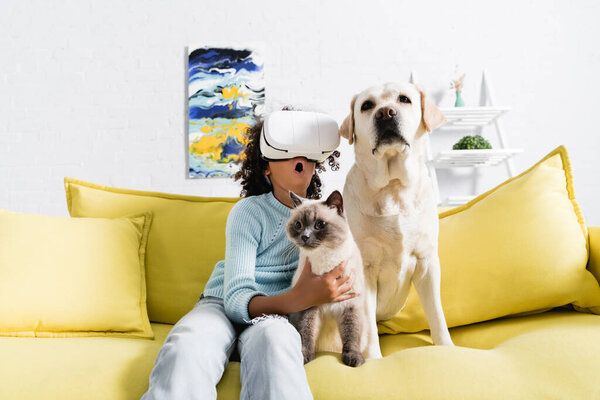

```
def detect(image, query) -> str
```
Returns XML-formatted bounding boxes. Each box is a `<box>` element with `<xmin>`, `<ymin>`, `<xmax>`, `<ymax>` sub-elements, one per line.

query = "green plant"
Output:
<box><xmin>452</xmin><ymin>135</ymin><xmax>492</xmax><ymax>150</ymax></box>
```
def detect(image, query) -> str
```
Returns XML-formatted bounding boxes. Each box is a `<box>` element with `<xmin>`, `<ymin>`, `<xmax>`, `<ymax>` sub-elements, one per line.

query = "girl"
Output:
<box><xmin>141</xmin><ymin>109</ymin><xmax>356</xmax><ymax>400</ymax></box>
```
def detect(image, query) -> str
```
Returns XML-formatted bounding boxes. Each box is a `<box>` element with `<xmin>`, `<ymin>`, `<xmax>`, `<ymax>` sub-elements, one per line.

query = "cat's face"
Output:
<box><xmin>285</xmin><ymin>190</ymin><xmax>349</xmax><ymax>251</ymax></box>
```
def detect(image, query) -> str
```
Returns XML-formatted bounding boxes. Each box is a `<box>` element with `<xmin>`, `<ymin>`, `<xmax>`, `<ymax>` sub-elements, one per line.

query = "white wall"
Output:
<box><xmin>1</xmin><ymin>0</ymin><xmax>599</xmax><ymax>224</ymax></box>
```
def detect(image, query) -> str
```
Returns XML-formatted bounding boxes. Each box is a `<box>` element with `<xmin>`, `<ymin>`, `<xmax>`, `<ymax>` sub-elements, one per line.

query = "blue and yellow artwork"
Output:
<box><xmin>188</xmin><ymin>44</ymin><xmax>265</xmax><ymax>178</ymax></box>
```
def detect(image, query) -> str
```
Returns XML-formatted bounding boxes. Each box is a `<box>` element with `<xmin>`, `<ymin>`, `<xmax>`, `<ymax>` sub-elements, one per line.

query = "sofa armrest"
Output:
<box><xmin>588</xmin><ymin>226</ymin><xmax>600</xmax><ymax>283</ymax></box>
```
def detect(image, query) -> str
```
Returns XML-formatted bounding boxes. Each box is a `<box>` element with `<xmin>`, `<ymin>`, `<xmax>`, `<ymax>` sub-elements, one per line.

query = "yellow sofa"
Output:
<box><xmin>3</xmin><ymin>305</ymin><xmax>600</xmax><ymax>399</ymax></box>
<box><xmin>2</xmin><ymin>146</ymin><xmax>600</xmax><ymax>399</ymax></box>
<box><xmin>2</xmin><ymin>231</ymin><xmax>600</xmax><ymax>400</ymax></box>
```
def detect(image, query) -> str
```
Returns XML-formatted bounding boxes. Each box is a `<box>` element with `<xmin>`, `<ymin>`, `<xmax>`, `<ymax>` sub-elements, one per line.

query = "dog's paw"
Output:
<box><xmin>367</xmin><ymin>347</ymin><xmax>383</xmax><ymax>359</ymax></box>
<box><xmin>433</xmin><ymin>333</ymin><xmax>454</xmax><ymax>347</ymax></box>
<box><xmin>342</xmin><ymin>350</ymin><xmax>365</xmax><ymax>367</ymax></box>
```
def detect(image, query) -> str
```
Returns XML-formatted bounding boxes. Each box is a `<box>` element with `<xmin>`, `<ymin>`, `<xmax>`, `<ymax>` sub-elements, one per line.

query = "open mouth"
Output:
<box><xmin>293</xmin><ymin>157</ymin><xmax>306</xmax><ymax>174</ymax></box>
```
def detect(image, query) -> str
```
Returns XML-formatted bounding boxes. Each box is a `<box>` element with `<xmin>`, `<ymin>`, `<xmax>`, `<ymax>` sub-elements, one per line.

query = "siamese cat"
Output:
<box><xmin>286</xmin><ymin>190</ymin><xmax>380</xmax><ymax>367</ymax></box>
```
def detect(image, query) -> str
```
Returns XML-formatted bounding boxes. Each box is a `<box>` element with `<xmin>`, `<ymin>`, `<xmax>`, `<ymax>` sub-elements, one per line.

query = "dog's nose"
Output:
<box><xmin>301</xmin><ymin>234</ymin><xmax>309</xmax><ymax>243</ymax></box>
<box><xmin>375</xmin><ymin>106</ymin><xmax>396</xmax><ymax>120</ymax></box>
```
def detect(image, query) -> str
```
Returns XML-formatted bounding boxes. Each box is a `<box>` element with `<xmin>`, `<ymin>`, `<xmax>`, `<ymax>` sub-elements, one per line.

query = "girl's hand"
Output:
<box><xmin>293</xmin><ymin>258</ymin><xmax>358</xmax><ymax>310</ymax></box>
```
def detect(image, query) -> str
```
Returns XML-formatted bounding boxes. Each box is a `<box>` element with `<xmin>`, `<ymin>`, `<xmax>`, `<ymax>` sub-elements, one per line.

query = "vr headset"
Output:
<box><xmin>259</xmin><ymin>111</ymin><xmax>340</xmax><ymax>163</ymax></box>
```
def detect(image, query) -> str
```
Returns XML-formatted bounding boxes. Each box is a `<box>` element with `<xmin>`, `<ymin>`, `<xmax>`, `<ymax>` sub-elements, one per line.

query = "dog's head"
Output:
<box><xmin>339</xmin><ymin>82</ymin><xmax>446</xmax><ymax>159</ymax></box>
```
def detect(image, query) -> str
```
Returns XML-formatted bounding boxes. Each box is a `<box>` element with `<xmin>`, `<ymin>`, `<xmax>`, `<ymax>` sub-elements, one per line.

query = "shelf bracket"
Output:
<box><xmin>481</xmin><ymin>69</ymin><xmax>516</xmax><ymax>177</ymax></box>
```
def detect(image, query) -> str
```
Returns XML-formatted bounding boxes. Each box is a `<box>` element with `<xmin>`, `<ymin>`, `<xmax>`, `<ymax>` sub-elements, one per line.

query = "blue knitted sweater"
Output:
<box><xmin>202</xmin><ymin>191</ymin><xmax>300</xmax><ymax>324</ymax></box>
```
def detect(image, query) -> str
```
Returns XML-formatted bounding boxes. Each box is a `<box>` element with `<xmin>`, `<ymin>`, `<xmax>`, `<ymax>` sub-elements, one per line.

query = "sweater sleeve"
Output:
<box><xmin>222</xmin><ymin>200</ymin><xmax>267</xmax><ymax>324</ymax></box>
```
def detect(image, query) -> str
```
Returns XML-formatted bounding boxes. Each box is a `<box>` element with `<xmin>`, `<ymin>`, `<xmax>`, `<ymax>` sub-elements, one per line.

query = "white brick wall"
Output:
<box><xmin>1</xmin><ymin>0</ymin><xmax>599</xmax><ymax>224</ymax></box>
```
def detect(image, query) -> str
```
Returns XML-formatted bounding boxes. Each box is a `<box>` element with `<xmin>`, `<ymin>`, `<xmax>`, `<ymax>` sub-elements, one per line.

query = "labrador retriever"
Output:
<box><xmin>339</xmin><ymin>82</ymin><xmax>454</xmax><ymax>357</ymax></box>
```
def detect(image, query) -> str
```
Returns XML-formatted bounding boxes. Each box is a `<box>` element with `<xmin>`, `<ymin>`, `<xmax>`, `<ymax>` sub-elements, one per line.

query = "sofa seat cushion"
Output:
<box><xmin>308</xmin><ymin>310</ymin><xmax>600</xmax><ymax>399</ymax></box>
<box><xmin>1</xmin><ymin>310</ymin><xmax>599</xmax><ymax>399</ymax></box>
<box><xmin>0</xmin><ymin>323</ymin><xmax>171</xmax><ymax>400</ymax></box>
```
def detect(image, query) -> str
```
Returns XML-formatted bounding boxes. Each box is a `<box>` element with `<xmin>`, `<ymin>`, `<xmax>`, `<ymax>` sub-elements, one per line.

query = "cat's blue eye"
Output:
<box><xmin>294</xmin><ymin>221</ymin><xmax>302</xmax><ymax>230</ymax></box>
<box><xmin>315</xmin><ymin>220</ymin><xmax>326</xmax><ymax>230</ymax></box>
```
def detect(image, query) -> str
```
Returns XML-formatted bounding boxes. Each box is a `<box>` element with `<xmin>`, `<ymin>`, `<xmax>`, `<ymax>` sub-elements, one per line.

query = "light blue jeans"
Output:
<box><xmin>140</xmin><ymin>294</ymin><xmax>313</xmax><ymax>400</ymax></box>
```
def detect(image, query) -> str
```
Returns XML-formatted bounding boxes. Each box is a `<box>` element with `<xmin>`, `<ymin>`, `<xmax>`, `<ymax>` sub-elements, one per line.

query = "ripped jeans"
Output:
<box><xmin>140</xmin><ymin>294</ymin><xmax>313</xmax><ymax>400</ymax></box>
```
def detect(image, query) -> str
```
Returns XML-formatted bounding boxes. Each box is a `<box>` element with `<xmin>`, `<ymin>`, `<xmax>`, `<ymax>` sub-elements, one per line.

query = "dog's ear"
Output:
<box><xmin>339</xmin><ymin>94</ymin><xmax>357</xmax><ymax>145</ymax></box>
<box><xmin>417</xmin><ymin>85</ymin><xmax>446</xmax><ymax>133</ymax></box>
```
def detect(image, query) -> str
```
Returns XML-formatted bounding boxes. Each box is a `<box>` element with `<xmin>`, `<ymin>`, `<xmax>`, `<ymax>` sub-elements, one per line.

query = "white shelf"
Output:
<box><xmin>412</xmin><ymin>70</ymin><xmax>520</xmax><ymax>207</ymax></box>
<box><xmin>429</xmin><ymin>148</ymin><xmax>523</xmax><ymax>168</ymax></box>
<box><xmin>437</xmin><ymin>106</ymin><xmax>510</xmax><ymax>131</ymax></box>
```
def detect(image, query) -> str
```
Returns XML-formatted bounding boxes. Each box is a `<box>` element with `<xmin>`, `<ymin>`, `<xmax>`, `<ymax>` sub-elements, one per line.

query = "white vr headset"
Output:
<box><xmin>260</xmin><ymin>111</ymin><xmax>340</xmax><ymax>163</ymax></box>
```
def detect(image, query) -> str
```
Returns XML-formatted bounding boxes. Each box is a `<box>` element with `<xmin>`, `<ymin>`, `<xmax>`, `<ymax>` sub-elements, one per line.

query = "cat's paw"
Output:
<box><xmin>342</xmin><ymin>350</ymin><xmax>364</xmax><ymax>367</ymax></box>
<box><xmin>302</xmin><ymin>349</ymin><xmax>315</xmax><ymax>364</ymax></box>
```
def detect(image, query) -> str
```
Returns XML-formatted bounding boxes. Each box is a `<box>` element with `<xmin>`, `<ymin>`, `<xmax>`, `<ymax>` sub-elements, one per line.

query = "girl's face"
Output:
<box><xmin>265</xmin><ymin>156</ymin><xmax>316</xmax><ymax>195</ymax></box>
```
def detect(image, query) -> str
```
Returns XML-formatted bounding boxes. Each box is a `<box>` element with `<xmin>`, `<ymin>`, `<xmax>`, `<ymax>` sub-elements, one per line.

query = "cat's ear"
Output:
<box><xmin>289</xmin><ymin>191</ymin><xmax>304</xmax><ymax>208</ymax></box>
<box><xmin>325</xmin><ymin>190</ymin><xmax>344</xmax><ymax>216</ymax></box>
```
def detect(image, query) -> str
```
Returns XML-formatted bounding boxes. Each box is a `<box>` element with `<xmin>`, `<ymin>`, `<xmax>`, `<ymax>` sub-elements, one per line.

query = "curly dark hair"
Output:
<box><xmin>233</xmin><ymin>107</ymin><xmax>341</xmax><ymax>199</ymax></box>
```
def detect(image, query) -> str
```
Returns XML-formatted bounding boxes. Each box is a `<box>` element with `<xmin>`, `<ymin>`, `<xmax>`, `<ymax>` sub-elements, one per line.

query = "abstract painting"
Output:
<box><xmin>188</xmin><ymin>44</ymin><xmax>265</xmax><ymax>178</ymax></box>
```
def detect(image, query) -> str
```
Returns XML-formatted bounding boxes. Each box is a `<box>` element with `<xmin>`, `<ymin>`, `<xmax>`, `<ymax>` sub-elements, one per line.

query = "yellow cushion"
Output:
<box><xmin>4</xmin><ymin>311</ymin><xmax>598</xmax><ymax>399</ymax></box>
<box><xmin>378</xmin><ymin>145</ymin><xmax>600</xmax><ymax>334</ymax></box>
<box><xmin>0</xmin><ymin>209</ymin><xmax>153</xmax><ymax>339</ymax></box>
<box><xmin>64</xmin><ymin>177</ymin><xmax>239</xmax><ymax>324</ymax></box>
